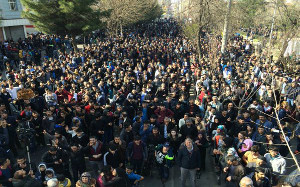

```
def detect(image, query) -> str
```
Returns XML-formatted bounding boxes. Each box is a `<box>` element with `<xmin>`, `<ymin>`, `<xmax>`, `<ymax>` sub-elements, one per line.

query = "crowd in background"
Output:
<box><xmin>0</xmin><ymin>19</ymin><xmax>299</xmax><ymax>187</ymax></box>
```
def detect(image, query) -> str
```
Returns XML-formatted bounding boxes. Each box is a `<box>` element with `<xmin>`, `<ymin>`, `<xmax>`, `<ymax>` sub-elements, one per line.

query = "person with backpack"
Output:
<box><xmin>155</xmin><ymin>142</ymin><xmax>174</xmax><ymax>185</ymax></box>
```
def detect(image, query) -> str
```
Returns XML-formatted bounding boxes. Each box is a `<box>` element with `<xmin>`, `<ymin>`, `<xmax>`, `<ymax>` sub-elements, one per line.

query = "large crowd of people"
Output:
<box><xmin>0</xmin><ymin>19</ymin><xmax>299</xmax><ymax>187</ymax></box>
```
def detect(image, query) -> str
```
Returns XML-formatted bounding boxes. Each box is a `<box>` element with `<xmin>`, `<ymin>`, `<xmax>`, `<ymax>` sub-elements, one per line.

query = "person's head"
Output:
<box><xmin>49</xmin><ymin>146</ymin><xmax>57</xmax><ymax>155</ymax></box>
<box><xmin>256</xmin><ymin>156</ymin><xmax>266</xmax><ymax>166</ymax></box>
<box><xmin>114</xmin><ymin>135</ymin><xmax>121</xmax><ymax>144</ymax></box>
<box><xmin>39</xmin><ymin>163</ymin><xmax>47</xmax><ymax>172</ymax></box>
<box><xmin>162</xmin><ymin>142</ymin><xmax>170</xmax><ymax>152</ymax></box>
<box><xmin>54</xmin><ymin>131</ymin><xmax>62</xmax><ymax>139</ymax></box>
<box><xmin>81</xmin><ymin>172</ymin><xmax>91</xmax><ymax>184</ymax></box>
<box><xmin>250</xmin><ymin>145</ymin><xmax>259</xmax><ymax>156</ymax></box>
<box><xmin>185</xmin><ymin>138</ymin><xmax>193</xmax><ymax>149</ymax></box>
<box><xmin>45</xmin><ymin>169</ymin><xmax>54</xmax><ymax>179</ymax></box>
<box><xmin>186</xmin><ymin>119</ymin><xmax>193</xmax><ymax>126</ymax></box>
<box><xmin>164</xmin><ymin>117</ymin><xmax>171</xmax><ymax>124</ymax></box>
<box><xmin>255</xmin><ymin>167</ymin><xmax>265</xmax><ymax>180</ymax></box>
<box><xmin>241</xmin><ymin>139</ymin><xmax>253</xmax><ymax>152</ymax></box>
<box><xmin>239</xmin><ymin>176</ymin><xmax>253</xmax><ymax>187</ymax></box>
<box><xmin>16</xmin><ymin>155</ymin><xmax>26</xmax><ymax>166</ymax></box>
<box><xmin>258</xmin><ymin>114</ymin><xmax>266</xmax><ymax>122</ymax></box>
<box><xmin>238</xmin><ymin>131</ymin><xmax>246</xmax><ymax>140</ymax></box>
<box><xmin>152</xmin><ymin>127</ymin><xmax>159</xmax><ymax>135</ymax></box>
<box><xmin>216</xmin><ymin>125</ymin><xmax>224</xmax><ymax>133</ymax></box>
<box><xmin>13</xmin><ymin>170</ymin><xmax>27</xmax><ymax>179</ymax></box>
<box><xmin>89</xmin><ymin>136</ymin><xmax>97</xmax><ymax>145</ymax></box>
<box><xmin>268</xmin><ymin>146</ymin><xmax>279</xmax><ymax>157</ymax></box>
<box><xmin>257</xmin><ymin>126</ymin><xmax>265</xmax><ymax>134</ymax></box>
<box><xmin>134</xmin><ymin>135</ymin><xmax>141</xmax><ymax>145</ymax></box>
<box><xmin>226</xmin><ymin>155</ymin><xmax>237</xmax><ymax>165</ymax></box>
<box><xmin>70</xmin><ymin>143</ymin><xmax>79</xmax><ymax>152</ymax></box>
<box><xmin>221</xmin><ymin>110</ymin><xmax>228</xmax><ymax>116</ymax></box>
<box><xmin>57</xmin><ymin>174</ymin><xmax>66</xmax><ymax>182</ymax></box>
<box><xmin>227</xmin><ymin>102</ymin><xmax>234</xmax><ymax>109</ymax></box>
<box><xmin>75</xmin><ymin>128</ymin><xmax>83</xmax><ymax>136</ymax></box>
<box><xmin>126</xmin><ymin>165</ymin><xmax>134</xmax><ymax>174</ymax></box>
<box><xmin>170</xmin><ymin>129</ymin><xmax>177</xmax><ymax>136</ymax></box>
<box><xmin>184</xmin><ymin>113</ymin><xmax>189</xmax><ymax>120</ymax></box>
<box><xmin>47</xmin><ymin>178</ymin><xmax>58</xmax><ymax>187</ymax></box>
<box><xmin>266</xmin><ymin>133</ymin><xmax>273</xmax><ymax>141</ymax></box>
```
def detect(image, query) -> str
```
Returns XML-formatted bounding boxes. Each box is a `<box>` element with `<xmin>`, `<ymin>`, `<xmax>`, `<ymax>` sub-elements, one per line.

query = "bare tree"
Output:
<box><xmin>99</xmin><ymin>0</ymin><xmax>162</xmax><ymax>35</ymax></box>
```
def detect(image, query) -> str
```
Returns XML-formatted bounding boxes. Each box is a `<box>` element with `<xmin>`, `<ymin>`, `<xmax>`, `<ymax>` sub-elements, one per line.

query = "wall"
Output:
<box><xmin>0</xmin><ymin>0</ymin><xmax>23</xmax><ymax>20</ymax></box>
<box><xmin>4</xmin><ymin>26</ymin><xmax>25</xmax><ymax>41</ymax></box>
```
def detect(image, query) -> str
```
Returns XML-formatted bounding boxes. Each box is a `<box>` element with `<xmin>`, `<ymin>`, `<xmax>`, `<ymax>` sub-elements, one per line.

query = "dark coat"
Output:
<box><xmin>177</xmin><ymin>144</ymin><xmax>201</xmax><ymax>169</ymax></box>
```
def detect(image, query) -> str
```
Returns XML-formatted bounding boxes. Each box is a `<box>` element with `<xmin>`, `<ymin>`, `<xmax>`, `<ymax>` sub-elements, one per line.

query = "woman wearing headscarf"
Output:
<box><xmin>195</xmin><ymin>131</ymin><xmax>209</xmax><ymax>172</ymax></box>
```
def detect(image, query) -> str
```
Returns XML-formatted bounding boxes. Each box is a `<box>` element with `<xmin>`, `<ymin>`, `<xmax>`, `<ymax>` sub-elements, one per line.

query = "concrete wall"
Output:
<box><xmin>0</xmin><ymin>0</ymin><xmax>23</xmax><ymax>20</ymax></box>
<box><xmin>4</xmin><ymin>26</ymin><xmax>25</xmax><ymax>41</ymax></box>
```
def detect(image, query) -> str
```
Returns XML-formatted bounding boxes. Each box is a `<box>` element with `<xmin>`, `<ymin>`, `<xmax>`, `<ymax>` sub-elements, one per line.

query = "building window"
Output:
<box><xmin>8</xmin><ymin>0</ymin><xmax>18</xmax><ymax>11</ymax></box>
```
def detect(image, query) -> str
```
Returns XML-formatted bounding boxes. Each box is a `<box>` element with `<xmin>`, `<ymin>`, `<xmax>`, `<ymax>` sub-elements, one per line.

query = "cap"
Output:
<box><xmin>185</xmin><ymin>119</ymin><xmax>193</xmax><ymax>124</ymax></box>
<box><xmin>217</xmin><ymin>125</ymin><xmax>224</xmax><ymax>131</ymax></box>
<box><xmin>163</xmin><ymin>142</ymin><xmax>170</xmax><ymax>148</ymax></box>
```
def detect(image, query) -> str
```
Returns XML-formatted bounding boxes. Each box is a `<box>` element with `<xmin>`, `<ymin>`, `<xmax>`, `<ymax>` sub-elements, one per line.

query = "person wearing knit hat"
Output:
<box><xmin>76</xmin><ymin>172</ymin><xmax>96</xmax><ymax>187</ymax></box>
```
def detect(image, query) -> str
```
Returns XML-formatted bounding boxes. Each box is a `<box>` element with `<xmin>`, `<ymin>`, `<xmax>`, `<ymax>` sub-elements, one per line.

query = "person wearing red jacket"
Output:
<box><xmin>154</xmin><ymin>104</ymin><xmax>174</xmax><ymax>124</ymax></box>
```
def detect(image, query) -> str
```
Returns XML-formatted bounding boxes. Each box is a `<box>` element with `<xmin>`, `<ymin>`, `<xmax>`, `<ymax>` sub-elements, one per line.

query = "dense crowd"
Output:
<box><xmin>0</xmin><ymin>19</ymin><xmax>299</xmax><ymax>187</ymax></box>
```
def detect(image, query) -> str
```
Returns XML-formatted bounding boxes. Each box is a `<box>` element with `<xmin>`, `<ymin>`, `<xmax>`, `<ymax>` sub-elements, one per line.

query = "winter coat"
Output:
<box><xmin>177</xmin><ymin>144</ymin><xmax>201</xmax><ymax>169</ymax></box>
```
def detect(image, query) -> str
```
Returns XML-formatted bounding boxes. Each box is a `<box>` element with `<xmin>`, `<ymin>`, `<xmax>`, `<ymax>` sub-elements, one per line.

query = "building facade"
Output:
<box><xmin>0</xmin><ymin>0</ymin><xmax>36</xmax><ymax>42</ymax></box>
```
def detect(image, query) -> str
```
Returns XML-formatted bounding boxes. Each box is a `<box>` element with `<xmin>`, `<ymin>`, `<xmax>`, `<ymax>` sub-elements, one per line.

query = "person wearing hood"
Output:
<box><xmin>35</xmin><ymin>162</ymin><xmax>47</xmax><ymax>184</ymax></box>
<box><xmin>239</xmin><ymin>138</ymin><xmax>253</xmax><ymax>157</ymax></box>
<box><xmin>45</xmin><ymin>168</ymin><xmax>57</xmax><ymax>184</ymax></box>
<box><xmin>76</xmin><ymin>172</ymin><xmax>96</xmax><ymax>187</ymax></box>
<box><xmin>195</xmin><ymin>131</ymin><xmax>209</xmax><ymax>172</ymax></box>
<box><xmin>177</xmin><ymin>138</ymin><xmax>201</xmax><ymax>187</ymax></box>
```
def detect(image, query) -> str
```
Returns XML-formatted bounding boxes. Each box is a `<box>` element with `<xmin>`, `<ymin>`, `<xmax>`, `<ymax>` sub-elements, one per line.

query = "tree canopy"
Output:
<box><xmin>21</xmin><ymin>0</ymin><xmax>108</xmax><ymax>37</ymax></box>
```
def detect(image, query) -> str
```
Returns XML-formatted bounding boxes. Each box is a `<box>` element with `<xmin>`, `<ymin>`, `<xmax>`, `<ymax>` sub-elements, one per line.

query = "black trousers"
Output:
<box><xmin>71</xmin><ymin>163</ymin><xmax>86</xmax><ymax>183</ymax></box>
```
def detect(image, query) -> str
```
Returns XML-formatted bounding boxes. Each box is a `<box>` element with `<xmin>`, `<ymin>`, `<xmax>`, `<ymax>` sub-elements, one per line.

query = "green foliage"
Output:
<box><xmin>275</xmin><ymin>1</ymin><xmax>300</xmax><ymax>33</ymax></box>
<box><xmin>21</xmin><ymin>0</ymin><xmax>108</xmax><ymax>37</ymax></box>
<box><xmin>183</xmin><ymin>23</ymin><xmax>199</xmax><ymax>40</ymax></box>
<box><xmin>236</xmin><ymin>0</ymin><xmax>265</xmax><ymax>27</ymax></box>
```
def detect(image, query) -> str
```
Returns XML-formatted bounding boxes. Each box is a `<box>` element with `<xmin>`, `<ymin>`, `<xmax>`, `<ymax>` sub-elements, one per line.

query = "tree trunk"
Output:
<box><xmin>120</xmin><ymin>24</ymin><xmax>123</xmax><ymax>36</ymax></box>
<box><xmin>221</xmin><ymin>0</ymin><xmax>232</xmax><ymax>54</ymax></box>
<box><xmin>276</xmin><ymin>30</ymin><xmax>295</xmax><ymax>68</ymax></box>
<box><xmin>71</xmin><ymin>35</ymin><xmax>78</xmax><ymax>52</ymax></box>
<box><xmin>197</xmin><ymin>26</ymin><xmax>203</xmax><ymax>61</ymax></box>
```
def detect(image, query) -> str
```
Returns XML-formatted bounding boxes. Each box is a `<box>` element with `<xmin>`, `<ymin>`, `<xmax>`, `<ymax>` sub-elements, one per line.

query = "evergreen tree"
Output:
<box><xmin>21</xmin><ymin>0</ymin><xmax>108</xmax><ymax>49</ymax></box>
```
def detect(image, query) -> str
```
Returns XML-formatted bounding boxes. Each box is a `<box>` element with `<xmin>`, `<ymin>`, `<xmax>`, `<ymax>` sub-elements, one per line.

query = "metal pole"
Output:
<box><xmin>26</xmin><ymin>145</ymin><xmax>32</xmax><ymax>171</ymax></box>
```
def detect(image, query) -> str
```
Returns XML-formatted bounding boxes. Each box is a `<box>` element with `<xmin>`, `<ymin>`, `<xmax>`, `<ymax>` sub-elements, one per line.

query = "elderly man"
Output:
<box><xmin>239</xmin><ymin>176</ymin><xmax>253</xmax><ymax>187</ymax></box>
<box><xmin>177</xmin><ymin>138</ymin><xmax>200</xmax><ymax>187</ymax></box>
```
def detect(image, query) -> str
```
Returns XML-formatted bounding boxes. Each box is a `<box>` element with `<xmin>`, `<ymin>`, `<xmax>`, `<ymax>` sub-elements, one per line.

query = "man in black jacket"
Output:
<box><xmin>177</xmin><ymin>138</ymin><xmax>200</xmax><ymax>187</ymax></box>
<box><xmin>41</xmin><ymin>146</ymin><xmax>63</xmax><ymax>174</ymax></box>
